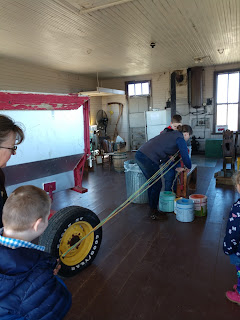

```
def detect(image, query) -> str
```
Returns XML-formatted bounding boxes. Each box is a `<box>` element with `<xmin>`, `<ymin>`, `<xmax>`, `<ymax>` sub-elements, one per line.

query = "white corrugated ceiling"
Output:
<box><xmin>0</xmin><ymin>0</ymin><xmax>239</xmax><ymax>78</ymax></box>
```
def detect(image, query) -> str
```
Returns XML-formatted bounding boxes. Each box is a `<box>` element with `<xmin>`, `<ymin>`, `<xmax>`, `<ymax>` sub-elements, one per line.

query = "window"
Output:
<box><xmin>215</xmin><ymin>70</ymin><xmax>239</xmax><ymax>132</ymax></box>
<box><xmin>127</xmin><ymin>81</ymin><xmax>151</xmax><ymax>97</ymax></box>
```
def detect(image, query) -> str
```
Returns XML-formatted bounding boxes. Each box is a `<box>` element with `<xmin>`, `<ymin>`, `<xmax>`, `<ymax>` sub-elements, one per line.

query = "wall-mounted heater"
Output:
<box><xmin>190</xmin><ymin>67</ymin><xmax>203</xmax><ymax>108</ymax></box>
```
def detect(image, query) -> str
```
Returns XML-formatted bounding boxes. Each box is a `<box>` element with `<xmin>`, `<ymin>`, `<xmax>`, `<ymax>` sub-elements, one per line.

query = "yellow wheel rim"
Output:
<box><xmin>59</xmin><ymin>221</ymin><xmax>94</xmax><ymax>266</ymax></box>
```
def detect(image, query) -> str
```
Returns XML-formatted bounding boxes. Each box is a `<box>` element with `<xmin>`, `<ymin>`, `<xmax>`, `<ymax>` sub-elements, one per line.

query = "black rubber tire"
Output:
<box><xmin>39</xmin><ymin>206</ymin><xmax>102</xmax><ymax>277</ymax></box>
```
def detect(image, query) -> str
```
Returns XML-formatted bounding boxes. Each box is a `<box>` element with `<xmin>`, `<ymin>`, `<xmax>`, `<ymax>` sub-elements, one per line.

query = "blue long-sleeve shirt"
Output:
<box><xmin>176</xmin><ymin>137</ymin><xmax>191</xmax><ymax>169</ymax></box>
<box><xmin>223</xmin><ymin>198</ymin><xmax>240</xmax><ymax>256</ymax></box>
<box><xmin>139</xmin><ymin>130</ymin><xmax>191</xmax><ymax>169</ymax></box>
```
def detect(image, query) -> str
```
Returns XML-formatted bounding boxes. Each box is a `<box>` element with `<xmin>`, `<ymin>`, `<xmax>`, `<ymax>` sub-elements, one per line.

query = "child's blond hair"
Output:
<box><xmin>233</xmin><ymin>171</ymin><xmax>240</xmax><ymax>188</ymax></box>
<box><xmin>3</xmin><ymin>185</ymin><xmax>51</xmax><ymax>232</ymax></box>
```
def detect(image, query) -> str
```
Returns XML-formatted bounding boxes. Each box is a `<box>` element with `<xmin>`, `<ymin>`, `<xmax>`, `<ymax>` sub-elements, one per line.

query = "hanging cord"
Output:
<box><xmin>97</xmin><ymin>72</ymin><xmax>100</xmax><ymax>88</ymax></box>
<box><xmin>61</xmin><ymin>152</ymin><xmax>181</xmax><ymax>259</ymax></box>
<box><xmin>171</xmin><ymin>171</ymin><xmax>181</xmax><ymax>193</ymax></box>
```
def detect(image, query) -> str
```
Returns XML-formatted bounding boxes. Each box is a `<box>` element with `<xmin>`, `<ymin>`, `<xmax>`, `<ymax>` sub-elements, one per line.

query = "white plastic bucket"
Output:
<box><xmin>189</xmin><ymin>194</ymin><xmax>207</xmax><ymax>217</ymax></box>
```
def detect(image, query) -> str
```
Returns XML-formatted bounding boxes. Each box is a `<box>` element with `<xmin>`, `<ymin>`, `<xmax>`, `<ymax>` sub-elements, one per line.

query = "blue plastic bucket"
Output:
<box><xmin>159</xmin><ymin>191</ymin><xmax>176</xmax><ymax>212</ymax></box>
<box><xmin>176</xmin><ymin>198</ymin><xmax>194</xmax><ymax>222</ymax></box>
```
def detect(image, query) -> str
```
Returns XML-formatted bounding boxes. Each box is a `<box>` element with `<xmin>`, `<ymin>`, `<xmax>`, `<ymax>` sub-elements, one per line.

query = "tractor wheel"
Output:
<box><xmin>39</xmin><ymin>206</ymin><xmax>102</xmax><ymax>277</ymax></box>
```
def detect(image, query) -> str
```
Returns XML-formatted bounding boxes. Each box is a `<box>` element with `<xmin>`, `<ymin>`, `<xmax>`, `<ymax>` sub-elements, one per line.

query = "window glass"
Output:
<box><xmin>217</xmin><ymin>74</ymin><xmax>228</xmax><ymax>103</ymax></box>
<box><xmin>135</xmin><ymin>83</ymin><xmax>142</xmax><ymax>95</ymax></box>
<box><xmin>127</xmin><ymin>81</ymin><xmax>151</xmax><ymax>97</ymax></box>
<box><xmin>128</xmin><ymin>84</ymin><xmax>135</xmax><ymax>96</ymax></box>
<box><xmin>228</xmin><ymin>72</ymin><xmax>239</xmax><ymax>103</ymax></box>
<box><xmin>227</xmin><ymin>104</ymin><xmax>238</xmax><ymax>131</ymax></box>
<box><xmin>216</xmin><ymin>104</ymin><xmax>227</xmax><ymax>125</ymax></box>
<box><xmin>142</xmin><ymin>82</ymin><xmax>150</xmax><ymax>95</ymax></box>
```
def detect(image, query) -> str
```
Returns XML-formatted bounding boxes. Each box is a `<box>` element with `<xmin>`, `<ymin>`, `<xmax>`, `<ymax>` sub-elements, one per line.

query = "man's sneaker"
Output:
<box><xmin>226</xmin><ymin>290</ymin><xmax>240</xmax><ymax>304</ymax></box>
<box><xmin>149</xmin><ymin>208</ymin><xmax>158</xmax><ymax>220</ymax></box>
<box><xmin>149</xmin><ymin>209</ymin><xmax>167</xmax><ymax>221</ymax></box>
<box><xmin>150</xmin><ymin>213</ymin><xmax>157</xmax><ymax>220</ymax></box>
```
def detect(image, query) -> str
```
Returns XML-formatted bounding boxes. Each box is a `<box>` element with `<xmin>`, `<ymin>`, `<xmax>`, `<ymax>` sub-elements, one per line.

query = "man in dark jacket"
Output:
<box><xmin>135</xmin><ymin>125</ymin><xmax>192</xmax><ymax>220</ymax></box>
<box><xmin>0</xmin><ymin>185</ymin><xmax>71</xmax><ymax>320</ymax></box>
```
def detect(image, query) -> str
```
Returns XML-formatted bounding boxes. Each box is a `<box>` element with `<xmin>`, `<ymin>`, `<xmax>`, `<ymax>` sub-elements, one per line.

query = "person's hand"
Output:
<box><xmin>53</xmin><ymin>259</ymin><xmax>61</xmax><ymax>275</ymax></box>
<box><xmin>175</xmin><ymin>167</ymin><xmax>186</xmax><ymax>172</ymax></box>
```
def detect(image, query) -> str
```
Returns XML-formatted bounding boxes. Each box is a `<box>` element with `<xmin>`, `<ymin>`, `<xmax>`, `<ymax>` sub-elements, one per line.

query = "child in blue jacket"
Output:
<box><xmin>0</xmin><ymin>185</ymin><xmax>72</xmax><ymax>320</ymax></box>
<box><xmin>223</xmin><ymin>171</ymin><xmax>240</xmax><ymax>304</ymax></box>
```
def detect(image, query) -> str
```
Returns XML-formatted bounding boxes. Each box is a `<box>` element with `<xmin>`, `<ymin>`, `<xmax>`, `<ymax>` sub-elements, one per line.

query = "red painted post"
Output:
<box><xmin>72</xmin><ymin>99</ymin><xmax>90</xmax><ymax>193</ymax></box>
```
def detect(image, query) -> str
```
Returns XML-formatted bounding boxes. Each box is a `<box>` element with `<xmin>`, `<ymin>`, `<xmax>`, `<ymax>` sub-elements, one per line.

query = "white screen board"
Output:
<box><xmin>0</xmin><ymin>109</ymin><xmax>85</xmax><ymax>166</ymax></box>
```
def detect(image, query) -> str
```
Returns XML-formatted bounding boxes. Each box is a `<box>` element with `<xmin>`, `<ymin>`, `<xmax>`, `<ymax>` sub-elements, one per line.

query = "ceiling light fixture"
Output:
<box><xmin>194</xmin><ymin>57</ymin><xmax>203</xmax><ymax>64</ymax></box>
<box><xmin>194</xmin><ymin>56</ymin><xmax>209</xmax><ymax>64</ymax></box>
<box><xmin>217</xmin><ymin>48</ymin><xmax>224</xmax><ymax>54</ymax></box>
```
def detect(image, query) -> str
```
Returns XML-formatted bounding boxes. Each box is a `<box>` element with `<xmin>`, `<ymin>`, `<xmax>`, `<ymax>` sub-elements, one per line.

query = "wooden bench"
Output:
<box><xmin>176</xmin><ymin>164</ymin><xmax>197</xmax><ymax>198</ymax></box>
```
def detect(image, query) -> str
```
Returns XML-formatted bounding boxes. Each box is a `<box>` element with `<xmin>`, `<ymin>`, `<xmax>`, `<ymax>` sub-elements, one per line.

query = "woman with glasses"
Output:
<box><xmin>0</xmin><ymin>115</ymin><xmax>24</xmax><ymax>227</ymax></box>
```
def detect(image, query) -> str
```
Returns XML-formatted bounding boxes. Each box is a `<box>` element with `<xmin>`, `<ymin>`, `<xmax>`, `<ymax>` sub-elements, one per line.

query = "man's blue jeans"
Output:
<box><xmin>164</xmin><ymin>166</ymin><xmax>178</xmax><ymax>192</ymax></box>
<box><xmin>135</xmin><ymin>150</ymin><xmax>162</xmax><ymax>209</ymax></box>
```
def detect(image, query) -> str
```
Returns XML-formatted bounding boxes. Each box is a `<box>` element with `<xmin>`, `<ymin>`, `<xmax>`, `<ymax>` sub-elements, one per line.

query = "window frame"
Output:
<box><xmin>213</xmin><ymin>68</ymin><xmax>240</xmax><ymax>133</ymax></box>
<box><xmin>125</xmin><ymin>80</ymin><xmax>151</xmax><ymax>98</ymax></box>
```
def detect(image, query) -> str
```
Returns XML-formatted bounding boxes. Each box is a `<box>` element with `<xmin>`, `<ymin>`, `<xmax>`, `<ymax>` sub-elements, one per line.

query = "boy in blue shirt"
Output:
<box><xmin>0</xmin><ymin>185</ymin><xmax>72</xmax><ymax>320</ymax></box>
<box><xmin>163</xmin><ymin>114</ymin><xmax>182</xmax><ymax>132</ymax></box>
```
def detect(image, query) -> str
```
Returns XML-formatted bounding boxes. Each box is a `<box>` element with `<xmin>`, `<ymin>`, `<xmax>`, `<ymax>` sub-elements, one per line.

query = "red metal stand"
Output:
<box><xmin>72</xmin><ymin>99</ymin><xmax>90</xmax><ymax>194</ymax></box>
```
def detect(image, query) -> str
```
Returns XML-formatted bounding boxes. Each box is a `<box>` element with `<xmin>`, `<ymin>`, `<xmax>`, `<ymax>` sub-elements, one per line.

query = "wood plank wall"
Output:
<box><xmin>0</xmin><ymin>57</ymin><xmax>96</xmax><ymax>93</ymax></box>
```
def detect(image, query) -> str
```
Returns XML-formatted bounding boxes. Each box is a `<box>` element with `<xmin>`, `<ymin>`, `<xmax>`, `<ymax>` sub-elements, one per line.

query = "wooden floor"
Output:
<box><xmin>51</xmin><ymin>154</ymin><xmax>240</xmax><ymax>320</ymax></box>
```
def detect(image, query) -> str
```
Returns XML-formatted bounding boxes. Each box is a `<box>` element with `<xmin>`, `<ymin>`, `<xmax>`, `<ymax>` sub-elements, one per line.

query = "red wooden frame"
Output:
<box><xmin>0</xmin><ymin>91</ymin><xmax>90</xmax><ymax>194</ymax></box>
<box><xmin>72</xmin><ymin>99</ymin><xmax>90</xmax><ymax>193</ymax></box>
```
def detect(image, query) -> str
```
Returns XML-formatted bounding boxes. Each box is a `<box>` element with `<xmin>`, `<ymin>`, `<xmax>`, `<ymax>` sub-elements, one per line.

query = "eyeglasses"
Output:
<box><xmin>0</xmin><ymin>145</ymin><xmax>17</xmax><ymax>155</ymax></box>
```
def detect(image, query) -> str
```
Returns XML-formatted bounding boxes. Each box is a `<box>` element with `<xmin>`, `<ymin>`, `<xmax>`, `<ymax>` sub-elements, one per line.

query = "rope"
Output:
<box><xmin>61</xmin><ymin>152</ymin><xmax>181</xmax><ymax>259</ymax></box>
<box><xmin>171</xmin><ymin>171</ymin><xmax>181</xmax><ymax>193</ymax></box>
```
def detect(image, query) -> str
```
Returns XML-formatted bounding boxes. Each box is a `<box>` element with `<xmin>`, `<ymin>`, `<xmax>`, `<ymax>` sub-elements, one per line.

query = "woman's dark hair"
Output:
<box><xmin>178</xmin><ymin>124</ymin><xmax>193</xmax><ymax>135</ymax></box>
<box><xmin>0</xmin><ymin>115</ymin><xmax>24</xmax><ymax>145</ymax></box>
